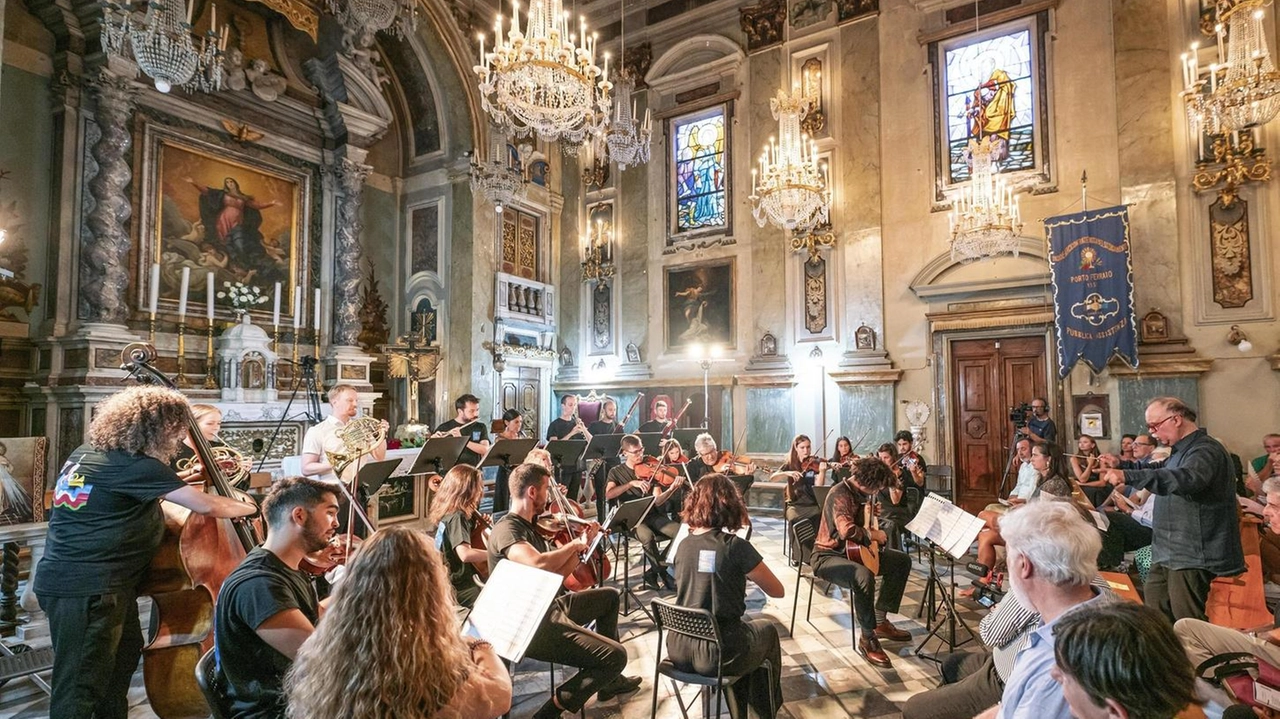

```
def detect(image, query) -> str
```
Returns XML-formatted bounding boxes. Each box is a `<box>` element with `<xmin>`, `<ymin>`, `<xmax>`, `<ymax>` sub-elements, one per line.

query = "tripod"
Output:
<box><xmin>255</xmin><ymin>355</ymin><xmax>324</xmax><ymax>473</ymax></box>
<box><xmin>994</xmin><ymin>429</ymin><xmax>1024</xmax><ymax>500</ymax></box>
<box><xmin>913</xmin><ymin>540</ymin><xmax>977</xmax><ymax>663</ymax></box>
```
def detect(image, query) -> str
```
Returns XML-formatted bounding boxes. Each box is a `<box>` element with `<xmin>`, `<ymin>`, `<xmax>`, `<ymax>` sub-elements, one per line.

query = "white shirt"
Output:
<box><xmin>1010</xmin><ymin>462</ymin><xmax>1039</xmax><ymax>500</ymax></box>
<box><xmin>301</xmin><ymin>415</ymin><xmax>347</xmax><ymax>484</ymax></box>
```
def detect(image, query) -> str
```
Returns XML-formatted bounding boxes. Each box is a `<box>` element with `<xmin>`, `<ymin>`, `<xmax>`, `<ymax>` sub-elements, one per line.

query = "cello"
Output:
<box><xmin>538</xmin><ymin>480</ymin><xmax>611</xmax><ymax>591</ymax></box>
<box><xmin>122</xmin><ymin>343</ymin><xmax>263</xmax><ymax>719</ymax></box>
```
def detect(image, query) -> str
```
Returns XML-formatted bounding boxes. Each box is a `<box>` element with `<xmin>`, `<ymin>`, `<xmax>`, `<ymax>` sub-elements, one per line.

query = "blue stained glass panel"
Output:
<box><xmin>943</xmin><ymin>28</ymin><xmax>1035</xmax><ymax>183</ymax></box>
<box><xmin>673</xmin><ymin>110</ymin><xmax>727</xmax><ymax>231</ymax></box>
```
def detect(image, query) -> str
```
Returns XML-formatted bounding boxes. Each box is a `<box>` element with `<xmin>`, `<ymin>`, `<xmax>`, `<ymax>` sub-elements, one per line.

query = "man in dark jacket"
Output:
<box><xmin>1103</xmin><ymin>396</ymin><xmax>1245</xmax><ymax>622</ymax></box>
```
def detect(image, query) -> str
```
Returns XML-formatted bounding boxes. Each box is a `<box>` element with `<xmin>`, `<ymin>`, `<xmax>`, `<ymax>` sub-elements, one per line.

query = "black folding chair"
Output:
<box><xmin>789</xmin><ymin>515</ymin><xmax>856</xmax><ymax>648</ymax></box>
<box><xmin>195</xmin><ymin>648</ymin><xmax>233</xmax><ymax>719</ymax></box>
<box><xmin>650</xmin><ymin>599</ymin><xmax>760</xmax><ymax>719</ymax></box>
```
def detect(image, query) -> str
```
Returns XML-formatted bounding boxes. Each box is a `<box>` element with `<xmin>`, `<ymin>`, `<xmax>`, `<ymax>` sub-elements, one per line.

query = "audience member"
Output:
<box><xmin>1246</xmin><ymin>433</ymin><xmax>1280</xmax><ymax>497</ymax></box>
<box><xmin>1118</xmin><ymin>434</ymin><xmax>1137</xmax><ymax>463</ymax></box>
<box><xmin>1071</xmin><ymin>435</ymin><xmax>1107</xmax><ymax>507</ymax></box>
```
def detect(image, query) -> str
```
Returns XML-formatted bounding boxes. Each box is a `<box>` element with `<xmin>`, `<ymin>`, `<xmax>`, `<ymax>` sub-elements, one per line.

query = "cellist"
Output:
<box><xmin>486</xmin><ymin>463</ymin><xmax>642</xmax><ymax>718</ymax></box>
<box><xmin>34</xmin><ymin>386</ymin><xmax>257</xmax><ymax>719</ymax></box>
<box><xmin>427</xmin><ymin>464</ymin><xmax>489</xmax><ymax>607</ymax></box>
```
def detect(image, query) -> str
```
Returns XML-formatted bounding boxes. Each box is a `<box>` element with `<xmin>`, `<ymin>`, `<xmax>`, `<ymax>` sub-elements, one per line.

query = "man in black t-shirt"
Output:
<box><xmin>215</xmin><ymin>476</ymin><xmax>344</xmax><ymax>719</ymax></box>
<box><xmin>637</xmin><ymin>398</ymin><xmax>671</xmax><ymax>434</ymax></box>
<box><xmin>546</xmin><ymin>394</ymin><xmax>591</xmax><ymax>502</ymax></box>
<box><xmin>605</xmin><ymin>434</ymin><xmax>682</xmax><ymax>590</ymax></box>
<box><xmin>34</xmin><ymin>387</ymin><xmax>258</xmax><ymax>719</ymax></box>
<box><xmin>434</xmin><ymin>393</ymin><xmax>491</xmax><ymax>467</ymax></box>
<box><xmin>584</xmin><ymin>398</ymin><xmax>622</xmax><ymax>519</ymax></box>
<box><xmin>487</xmin><ymin>463</ymin><xmax>640</xmax><ymax>718</ymax></box>
<box><xmin>1023</xmin><ymin>397</ymin><xmax>1057</xmax><ymax>445</ymax></box>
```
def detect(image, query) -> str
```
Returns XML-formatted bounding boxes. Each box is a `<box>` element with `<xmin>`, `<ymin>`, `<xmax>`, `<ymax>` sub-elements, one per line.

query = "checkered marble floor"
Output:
<box><xmin>0</xmin><ymin>513</ymin><xmax>995</xmax><ymax>718</ymax></box>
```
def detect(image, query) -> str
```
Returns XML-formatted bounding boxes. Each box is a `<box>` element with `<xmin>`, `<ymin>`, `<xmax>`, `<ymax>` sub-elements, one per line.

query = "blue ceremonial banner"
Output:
<box><xmin>1045</xmin><ymin>205</ymin><xmax>1139</xmax><ymax>378</ymax></box>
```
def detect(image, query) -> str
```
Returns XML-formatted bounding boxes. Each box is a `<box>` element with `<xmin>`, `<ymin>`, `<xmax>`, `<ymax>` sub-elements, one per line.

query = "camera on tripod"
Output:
<box><xmin>966</xmin><ymin>562</ymin><xmax>1006</xmax><ymax>608</ymax></box>
<box><xmin>1009</xmin><ymin>402</ymin><xmax>1032</xmax><ymax>430</ymax></box>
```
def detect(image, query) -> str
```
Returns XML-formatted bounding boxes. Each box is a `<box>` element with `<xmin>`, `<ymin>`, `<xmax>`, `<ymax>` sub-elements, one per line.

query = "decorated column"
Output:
<box><xmin>79</xmin><ymin>70</ymin><xmax>136</xmax><ymax>326</ymax></box>
<box><xmin>331</xmin><ymin>154</ymin><xmax>371</xmax><ymax>348</ymax></box>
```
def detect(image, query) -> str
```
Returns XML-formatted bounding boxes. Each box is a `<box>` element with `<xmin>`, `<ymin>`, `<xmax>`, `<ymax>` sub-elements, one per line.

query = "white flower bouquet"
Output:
<box><xmin>216</xmin><ymin>281</ymin><xmax>271</xmax><ymax>312</ymax></box>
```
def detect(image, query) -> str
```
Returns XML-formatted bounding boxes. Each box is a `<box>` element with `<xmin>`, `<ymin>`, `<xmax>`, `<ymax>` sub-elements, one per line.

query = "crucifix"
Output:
<box><xmin>382</xmin><ymin>309</ymin><xmax>441</xmax><ymax>424</ymax></box>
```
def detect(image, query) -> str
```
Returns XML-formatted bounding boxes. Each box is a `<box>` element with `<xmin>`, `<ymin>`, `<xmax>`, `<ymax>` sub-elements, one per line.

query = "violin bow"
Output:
<box><xmin>850</xmin><ymin>425</ymin><xmax>873</xmax><ymax>455</ymax></box>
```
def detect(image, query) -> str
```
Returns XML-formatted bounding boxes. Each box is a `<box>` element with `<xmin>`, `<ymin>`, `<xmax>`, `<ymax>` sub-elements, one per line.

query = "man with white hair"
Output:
<box><xmin>973</xmin><ymin>501</ymin><xmax>1111</xmax><ymax>719</ymax></box>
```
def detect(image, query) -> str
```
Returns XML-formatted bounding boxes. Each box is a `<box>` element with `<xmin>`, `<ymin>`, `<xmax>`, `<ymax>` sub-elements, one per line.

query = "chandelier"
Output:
<box><xmin>1180</xmin><ymin>0</ymin><xmax>1280</xmax><ymax>135</ymax></box>
<box><xmin>326</xmin><ymin>0</ymin><xmax>416</xmax><ymax>37</ymax></box>
<box><xmin>949</xmin><ymin>137</ymin><xmax>1023</xmax><ymax>263</ymax></box>
<box><xmin>470</xmin><ymin>126</ymin><xmax>527</xmax><ymax>213</ymax></box>
<box><xmin>100</xmin><ymin>0</ymin><xmax>226</xmax><ymax>93</ymax></box>
<box><xmin>750</xmin><ymin>90</ymin><xmax>830</xmax><ymax>232</ymax></box>
<box><xmin>605</xmin><ymin>74</ymin><xmax>652</xmax><ymax>170</ymax></box>
<box><xmin>475</xmin><ymin>0</ymin><xmax>613</xmax><ymax>144</ymax></box>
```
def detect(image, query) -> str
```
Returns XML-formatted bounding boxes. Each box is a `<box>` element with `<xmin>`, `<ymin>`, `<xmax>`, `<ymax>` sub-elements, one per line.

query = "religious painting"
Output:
<box><xmin>665</xmin><ymin>260</ymin><xmax>735</xmax><ymax>351</ymax></box>
<box><xmin>142</xmin><ymin>127</ymin><xmax>308</xmax><ymax>320</ymax></box>
<box><xmin>670</xmin><ymin>105</ymin><xmax>730</xmax><ymax>237</ymax></box>
<box><xmin>410</xmin><ymin>202</ymin><xmax>440</xmax><ymax>275</ymax></box>
<box><xmin>0</xmin><ymin>436</ymin><xmax>47</xmax><ymax>526</ymax></box>
<box><xmin>930</xmin><ymin>13</ymin><xmax>1050</xmax><ymax>193</ymax></box>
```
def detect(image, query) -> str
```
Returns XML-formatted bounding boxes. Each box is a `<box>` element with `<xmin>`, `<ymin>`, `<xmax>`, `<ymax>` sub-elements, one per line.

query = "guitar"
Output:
<box><xmin>846</xmin><ymin>498</ymin><xmax>881</xmax><ymax>574</ymax></box>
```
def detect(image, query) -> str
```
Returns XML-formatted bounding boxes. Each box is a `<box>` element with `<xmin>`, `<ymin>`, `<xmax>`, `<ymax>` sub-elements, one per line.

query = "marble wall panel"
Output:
<box><xmin>1117</xmin><ymin>376</ymin><xmax>1197</xmax><ymax>439</ymax></box>
<box><xmin>839</xmin><ymin>383</ymin><xmax>893</xmax><ymax>454</ymax></box>
<box><xmin>746</xmin><ymin>386</ymin><xmax>794</xmax><ymax>454</ymax></box>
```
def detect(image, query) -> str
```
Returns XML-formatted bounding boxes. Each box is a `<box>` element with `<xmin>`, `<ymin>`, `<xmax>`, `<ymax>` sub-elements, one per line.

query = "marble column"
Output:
<box><xmin>331</xmin><ymin>155</ymin><xmax>371</xmax><ymax>349</ymax></box>
<box><xmin>80</xmin><ymin>70</ymin><xmax>136</xmax><ymax>325</ymax></box>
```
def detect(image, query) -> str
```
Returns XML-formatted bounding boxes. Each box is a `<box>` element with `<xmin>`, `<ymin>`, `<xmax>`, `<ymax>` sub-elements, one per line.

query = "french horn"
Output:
<box><xmin>175</xmin><ymin>443</ymin><xmax>252</xmax><ymax>488</ymax></box>
<box><xmin>325</xmin><ymin>416</ymin><xmax>386</xmax><ymax>478</ymax></box>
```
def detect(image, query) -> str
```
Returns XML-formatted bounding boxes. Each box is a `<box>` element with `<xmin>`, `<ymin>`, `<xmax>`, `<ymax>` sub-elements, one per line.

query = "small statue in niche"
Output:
<box><xmin>559</xmin><ymin>346</ymin><xmax>575</xmax><ymax>367</ymax></box>
<box><xmin>855</xmin><ymin>324</ymin><xmax>876</xmax><ymax>351</ymax></box>
<box><xmin>247</xmin><ymin>59</ymin><xmax>288</xmax><ymax>102</ymax></box>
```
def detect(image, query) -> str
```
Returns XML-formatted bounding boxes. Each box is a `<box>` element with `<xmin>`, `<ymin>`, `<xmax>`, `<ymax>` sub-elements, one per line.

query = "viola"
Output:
<box><xmin>711</xmin><ymin>450</ymin><xmax>755</xmax><ymax>475</ymax></box>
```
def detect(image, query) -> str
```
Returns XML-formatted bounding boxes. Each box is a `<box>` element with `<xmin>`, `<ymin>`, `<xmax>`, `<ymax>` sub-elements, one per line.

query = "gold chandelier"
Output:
<box><xmin>1180</xmin><ymin>0</ymin><xmax>1280</xmax><ymax>135</ymax></box>
<box><xmin>949</xmin><ymin>137</ymin><xmax>1023</xmax><ymax>263</ymax></box>
<box><xmin>475</xmin><ymin>0</ymin><xmax>613</xmax><ymax>145</ymax></box>
<box><xmin>750</xmin><ymin>89</ymin><xmax>830</xmax><ymax>232</ymax></box>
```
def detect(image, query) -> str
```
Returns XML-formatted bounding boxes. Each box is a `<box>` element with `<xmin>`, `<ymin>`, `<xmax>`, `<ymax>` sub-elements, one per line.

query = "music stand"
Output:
<box><xmin>579</xmin><ymin>433</ymin><xmax>626</xmax><ymax>515</ymax></box>
<box><xmin>355</xmin><ymin>458</ymin><xmax>402</xmax><ymax>498</ymax></box>
<box><xmin>906</xmin><ymin>494</ymin><xmax>984</xmax><ymax>663</ymax></box>
<box><xmin>546</xmin><ymin>439</ymin><xmax>587</xmax><ymax>470</ymax></box>
<box><xmin>606</xmin><ymin>496</ymin><xmax>658</xmax><ymax>619</ymax></box>
<box><xmin>408</xmin><ymin>436</ymin><xmax>469</xmax><ymax>476</ymax></box>
<box><xmin>635</xmin><ymin>432</ymin><xmax>665</xmax><ymax>458</ymax></box>
<box><xmin>480</xmin><ymin>438</ymin><xmax>538</xmax><ymax>469</ymax></box>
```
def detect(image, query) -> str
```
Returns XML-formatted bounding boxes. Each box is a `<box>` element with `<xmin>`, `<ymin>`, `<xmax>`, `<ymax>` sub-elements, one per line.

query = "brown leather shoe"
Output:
<box><xmin>857</xmin><ymin>636</ymin><xmax>893</xmax><ymax>668</ymax></box>
<box><xmin>874</xmin><ymin>620</ymin><xmax>912</xmax><ymax>642</ymax></box>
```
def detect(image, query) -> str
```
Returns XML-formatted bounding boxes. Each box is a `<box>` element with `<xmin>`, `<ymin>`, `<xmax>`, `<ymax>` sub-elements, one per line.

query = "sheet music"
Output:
<box><xmin>387</xmin><ymin>449</ymin><xmax>420</xmax><ymax>478</ymax></box>
<box><xmin>666</xmin><ymin>522</ymin><xmax>752</xmax><ymax>559</ymax></box>
<box><xmin>906</xmin><ymin>493</ymin><xmax>986</xmax><ymax>559</ymax></box>
<box><xmin>464</xmin><ymin>560</ymin><xmax>562</xmax><ymax>662</ymax></box>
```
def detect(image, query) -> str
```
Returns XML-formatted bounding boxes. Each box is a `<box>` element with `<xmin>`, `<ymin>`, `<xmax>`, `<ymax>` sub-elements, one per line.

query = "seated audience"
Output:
<box><xmin>978</xmin><ymin>438</ymin><xmax>1036</xmax><ymax>529</ymax></box>
<box><xmin>215</xmin><ymin>477</ymin><xmax>344</xmax><ymax>718</ymax></box>
<box><xmin>1246</xmin><ymin>433</ymin><xmax>1280</xmax><ymax>497</ymax></box>
<box><xmin>972</xmin><ymin>501</ymin><xmax>1110</xmax><ymax>719</ymax></box>
<box><xmin>812</xmin><ymin>457</ymin><xmax>913</xmax><ymax>669</ymax></box>
<box><xmin>1052</xmin><ymin>602</ymin><xmax>1197</xmax><ymax>719</ymax></box>
<box><xmin>972</xmin><ymin>442</ymin><xmax>1075</xmax><ymax>582</ymax></box>
<box><xmin>1097</xmin><ymin>486</ymin><xmax>1154</xmax><ymax>571</ymax></box>
<box><xmin>668</xmin><ymin>473</ymin><xmax>784</xmax><ymax>719</ymax></box>
<box><xmin>1118</xmin><ymin>433</ymin><xmax>1137</xmax><ymax>463</ymax></box>
<box><xmin>428</xmin><ymin>464</ymin><xmax>489</xmax><ymax>608</ymax></box>
<box><xmin>285</xmin><ymin>526</ymin><xmax>512</xmax><ymax>719</ymax></box>
<box><xmin>1071</xmin><ymin>434</ymin><xmax>1107</xmax><ymax>507</ymax></box>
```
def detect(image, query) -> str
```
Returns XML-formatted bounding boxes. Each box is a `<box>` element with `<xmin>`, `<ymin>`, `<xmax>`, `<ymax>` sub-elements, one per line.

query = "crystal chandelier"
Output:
<box><xmin>605</xmin><ymin>74</ymin><xmax>652</xmax><ymax>170</ymax></box>
<box><xmin>100</xmin><ymin>0</ymin><xmax>226</xmax><ymax>93</ymax></box>
<box><xmin>470</xmin><ymin>126</ymin><xmax>528</xmax><ymax>213</ymax></box>
<box><xmin>1180</xmin><ymin>0</ymin><xmax>1280</xmax><ymax>135</ymax></box>
<box><xmin>475</xmin><ymin>0</ymin><xmax>613</xmax><ymax>144</ymax></box>
<box><xmin>326</xmin><ymin>0</ymin><xmax>417</xmax><ymax>37</ymax></box>
<box><xmin>949</xmin><ymin>137</ymin><xmax>1023</xmax><ymax>263</ymax></box>
<box><xmin>750</xmin><ymin>89</ymin><xmax>830</xmax><ymax>232</ymax></box>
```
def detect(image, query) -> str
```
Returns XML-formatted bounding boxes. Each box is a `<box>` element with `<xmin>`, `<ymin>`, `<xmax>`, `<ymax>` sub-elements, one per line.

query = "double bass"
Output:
<box><xmin>122</xmin><ymin>343</ymin><xmax>263</xmax><ymax>718</ymax></box>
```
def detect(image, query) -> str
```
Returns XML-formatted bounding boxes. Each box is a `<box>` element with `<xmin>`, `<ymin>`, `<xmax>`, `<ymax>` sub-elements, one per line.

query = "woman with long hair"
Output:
<box><xmin>875</xmin><ymin>443</ymin><xmax>916</xmax><ymax>550</ymax></box>
<box><xmin>285</xmin><ymin>526</ymin><xmax>511</xmax><ymax>719</ymax></box>
<box><xmin>829</xmin><ymin>436</ymin><xmax>857</xmax><ymax>483</ymax></box>
<box><xmin>669</xmin><ymin>473</ymin><xmax>784</xmax><ymax>719</ymax></box>
<box><xmin>780</xmin><ymin>434</ymin><xmax>827</xmax><ymax>525</ymax></box>
<box><xmin>490</xmin><ymin>408</ymin><xmax>524</xmax><ymax>513</ymax></box>
<box><xmin>427</xmin><ymin>465</ymin><xmax>489</xmax><ymax>607</ymax></box>
<box><xmin>1070</xmin><ymin>434</ymin><xmax>1107</xmax><ymax>506</ymax></box>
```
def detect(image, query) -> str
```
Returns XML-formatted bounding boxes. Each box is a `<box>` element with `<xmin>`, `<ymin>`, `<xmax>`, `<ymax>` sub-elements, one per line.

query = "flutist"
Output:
<box><xmin>434</xmin><ymin>393</ymin><xmax>491</xmax><ymax>467</ymax></box>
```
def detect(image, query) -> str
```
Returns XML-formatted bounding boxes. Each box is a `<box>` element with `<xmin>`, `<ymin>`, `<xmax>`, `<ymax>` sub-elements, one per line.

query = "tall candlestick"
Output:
<box><xmin>148</xmin><ymin>263</ymin><xmax>160</xmax><ymax>315</ymax></box>
<box><xmin>272</xmin><ymin>282</ymin><xmax>282</xmax><ymax>327</ymax></box>
<box><xmin>177</xmin><ymin>267</ymin><xmax>191</xmax><ymax>319</ymax></box>
<box><xmin>293</xmin><ymin>286</ymin><xmax>303</xmax><ymax>329</ymax></box>
<box><xmin>175</xmin><ymin>322</ymin><xmax>191</xmax><ymax>388</ymax></box>
<box><xmin>206</xmin><ymin>271</ymin><xmax>215</xmax><ymax>320</ymax></box>
<box><xmin>313</xmin><ymin>288</ymin><xmax>321</xmax><ymax>331</ymax></box>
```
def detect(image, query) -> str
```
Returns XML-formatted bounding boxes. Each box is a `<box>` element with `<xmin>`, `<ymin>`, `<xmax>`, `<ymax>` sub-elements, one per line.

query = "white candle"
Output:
<box><xmin>272</xmin><ymin>282</ymin><xmax>281</xmax><ymax>327</ymax></box>
<box><xmin>177</xmin><ymin>267</ymin><xmax>190</xmax><ymax>319</ymax></box>
<box><xmin>313</xmin><ymin>289</ymin><xmax>321</xmax><ymax>331</ymax></box>
<box><xmin>148</xmin><ymin>263</ymin><xmax>160</xmax><ymax>315</ymax></box>
<box><xmin>206</xmin><ymin>271</ymin><xmax>215</xmax><ymax>320</ymax></box>
<box><xmin>293</xmin><ymin>286</ymin><xmax>302</xmax><ymax>329</ymax></box>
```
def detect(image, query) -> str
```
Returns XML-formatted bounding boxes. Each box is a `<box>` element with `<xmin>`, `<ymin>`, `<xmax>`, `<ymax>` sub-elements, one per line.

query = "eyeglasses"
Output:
<box><xmin>1146</xmin><ymin>415</ymin><xmax>1177</xmax><ymax>433</ymax></box>
<box><xmin>622</xmin><ymin>448</ymin><xmax>643</xmax><ymax>456</ymax></box>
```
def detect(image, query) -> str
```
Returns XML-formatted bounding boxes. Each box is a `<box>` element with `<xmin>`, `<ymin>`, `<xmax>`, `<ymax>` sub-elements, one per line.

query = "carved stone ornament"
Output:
<box><xmin>625</xmin><ymin>342</ymin><xmax>642</xmax><ymax>364</ymax></box>
<box><xmin>1209</xmin><ymin>195</ymin><xmax>1254</xmax><ymax>309</ymax></box>
<box><xmin>803</xmin><ymin>256</ymin><xmax>828</xmax><ymax>335</ymax></box>
<box><xmin>624</xmin><ymin>43</ymin><xmax>653</xmax><ymax>89</ymax></box>
<box><xmin>836</xmin><ymin>0</ymin><xmax>877</xmax><ymax>24</ymax></box>
<box><xmin>1139</xmin><ymin>309</ymin><xmax>1169</xmax><ymax>344</ymax></box>
<box><xmin>82</xmin><ymin>71</ymin><xmax>137</xmax><ymax>325</ymax></box>
<box><xmin>759</xmin><ymin>331</ymin><xmax>778</xmax><ymax>357</ymax></box>
<box><xmin>559</xmin><ymin>346</ymin><xmax>575</xmax><ymax>367</ymax></box>
<box><xmin>331</xmin><ymin>157</ymin><xmax>373</xmax><ymax>347</ymax></box>
<box><xmin>739</xmin><ymin>0</ymin><xmax>786</xmax><ymax>53</ymax></box>
<box><xmin>247</xmin><ymin>59</ymin><xmax>289</xmax><ymax>102</ymax></box>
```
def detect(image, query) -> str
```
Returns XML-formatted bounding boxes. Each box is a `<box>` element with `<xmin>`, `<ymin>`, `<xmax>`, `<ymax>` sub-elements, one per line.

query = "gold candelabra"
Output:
<box><xmin>175</xmin><ymin>322</ymin><xmax>191</xmax><ymax>388</ymax></box>
<box><xmin>1193</xmin><ymin>130</ymin><xmax>1272</xmax><ymax>206</ymax></box>
<box><xmin>203</xmin><ymin>319</ymin><xmax>217</xmax><ymax>389</ymax></box>
<box><xmin>314</xmin><ymin>326</ymin><xmax>324</xmax><ymax>393</ymax></box>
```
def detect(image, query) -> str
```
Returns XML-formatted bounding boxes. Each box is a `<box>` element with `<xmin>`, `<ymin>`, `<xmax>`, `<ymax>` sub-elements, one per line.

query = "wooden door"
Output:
<box><xmin>950</xmin><ymin>336</ymin><xmax>1047</xmax><ymax>513</ymax></box>
<box><xmin>499</xmin><ymin>366</ymin><xmax>542</xmax><ymax>435</ymax></box>
<box><xmin>500</xmin><ymin>207</ymin><xmax>540</xmax><ymax>279</ymax></box>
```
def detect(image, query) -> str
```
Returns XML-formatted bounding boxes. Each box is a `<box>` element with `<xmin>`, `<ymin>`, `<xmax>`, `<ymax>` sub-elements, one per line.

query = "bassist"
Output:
<box><xmin>812</xmin><ymin>457</ymin><xmax>912</xmax><ymax>669</ymax></box>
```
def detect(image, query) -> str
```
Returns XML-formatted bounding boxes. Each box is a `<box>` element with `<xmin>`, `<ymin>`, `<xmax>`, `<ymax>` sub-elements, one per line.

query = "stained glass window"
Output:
<box><xmin>672</xmin><ymin>107</ymin><xmax>728</xmax><ymax>233</ymax></box>
<box><xmin>943</xmin><ymin>27</ymin><xmax>1036</xmax><ymax>184</ymax></box>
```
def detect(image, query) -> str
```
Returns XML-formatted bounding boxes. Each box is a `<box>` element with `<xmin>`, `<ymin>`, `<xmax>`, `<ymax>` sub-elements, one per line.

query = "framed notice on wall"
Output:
<box><xmin>1072</xmin><ymin>394</ymin><xmax>1111</xmax><ymax>440</ymax></box>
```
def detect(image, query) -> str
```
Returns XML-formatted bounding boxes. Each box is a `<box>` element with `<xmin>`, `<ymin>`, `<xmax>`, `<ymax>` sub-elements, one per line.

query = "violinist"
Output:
<box><xmin>829</xmin><ymin>436</ymin><xmax>858</xmax><ymax>483</ymax></box>
<box><xmin>35</xmin><ymin>387</ymin><xmax>258</xmax><ymax>719</ymax></box>
<box><xmin>651</xmin><ymin>439</ymin><xmax>693</xmax><ymax>524</ymax></box>
<box><xmin>547</xmin><ymin>394</ymin><xmax>592</xmax><ymax>502</ymax></box>
<box><xmin>434</xmin><ymin>393</ymin><xmax>490</xmax><ymax>467</ymax></box>
<box><xmin>894</xmin><ymin>430</ymin><xmax>929</xmax><ymax>476</ymax></box>
<box><xmin>605</xmin><ymin>435</ymin><xmax>682</xmax><ymax>591</ymax></box>
<box><xmin>876</xmin><ymin>443</ymin><xmax>919</xmax><ymax>551</ymax></box>
<box><xmin>638</xmin><ymin>397</ymin><xmax>672</xmax><ymax>434</ymax></box>
<box><xmin>487</xmin><ymin>463</ymin><xmax>642</xmax><ymax>718</ymax></box>
<box><xmin>426</xmin><ymin>464</ymin><xmax>488</xmax><ymax>607</ymax></box>
<box><xmin>215</xmin><ymin>476</ymin><xmax>346</xmax><ymax>719</ymax></box>
<box><xmin>781</xmin><ymin>434</ymin><xmax>828</xmax><ymax>526</ymax></box>
<box><xmin>490</xmin><ymin>408</ymin><xmax>524</xmax><ymax>514</ymax></box>
<box><xmin>687</xmin><ymin>433</ymin><xmax>758</xmax><ymax>500</ymax></box>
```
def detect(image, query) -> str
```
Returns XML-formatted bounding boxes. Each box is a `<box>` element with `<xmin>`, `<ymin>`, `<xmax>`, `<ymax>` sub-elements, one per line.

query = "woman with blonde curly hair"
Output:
<box><xmin>285</xmin><ymin>525</ymin><xmax>511</xmax><ymax>719</ymax></box>
<box><xmin>427</xmin><ymin>464</ymin><xmax>489</xmax><ymax>607</ymax></box>
<box><xmin>33</xmin><ymin>386</ymin><xmax>258</xmax><ymax>719</ymax></box>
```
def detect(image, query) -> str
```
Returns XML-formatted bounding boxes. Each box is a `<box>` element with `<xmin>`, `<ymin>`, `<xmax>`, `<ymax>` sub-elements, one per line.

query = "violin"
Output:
<box><xmin>711</xmin><ymin>450</ymin><xmax>755</xmax><ymax>475</ymax></box>
<box><xmin>298</xmin><ymin>533</ymin><xmax>363</xmax><ymax>576</ymax></box>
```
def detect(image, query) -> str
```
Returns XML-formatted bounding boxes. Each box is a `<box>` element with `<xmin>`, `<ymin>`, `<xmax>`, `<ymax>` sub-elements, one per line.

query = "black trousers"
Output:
<box><xmin>1097</xmin><ymin>512</ymin><xmax>1152</xmax><ymax>570</ymax></box>
<box><xmin>668</xmin><ymin>618</ymin><xmax>782</xmax><ymax>719</ymax></box>
<box><xmin>524</xmin><ymin>587</ymin><xmax>628</xmax><ymax>712</ymax></box>
<box><xmin>1145</xmin><ymin>564</ymin><xmax>1215</xmax><ymax>622</ymax></box>
<box><xmin>635</xmin><ymin>513</ymin><xmax>682</xmax><ymax>570</ymax></box>
<box><xmin>901</xmin><ymin>651</ymin><xmax>1002</xmax><ymax>719</ymax></box>
<box><xmin>491</xmin><ymin>466</ymin><xmax>511</xmax><ymax>515</ymax></box>
<box><xmin>812</xmin><ymin>548</ymin><xmax>911</xmax><ymax>633</ymax></box>
<box><xmin>38</xmin><ymin>589</ymin><xmax>144</xmax><ymax>719</ymax></box>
